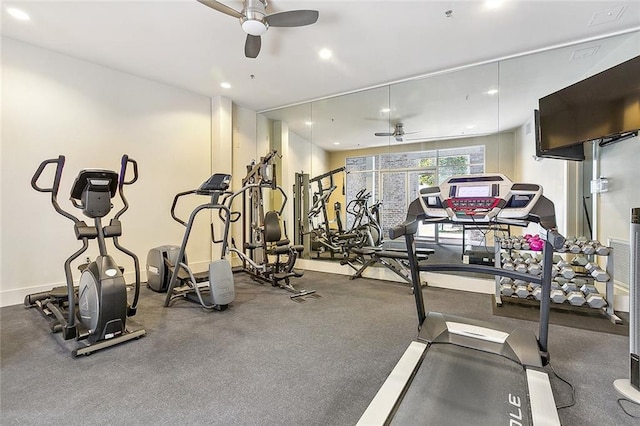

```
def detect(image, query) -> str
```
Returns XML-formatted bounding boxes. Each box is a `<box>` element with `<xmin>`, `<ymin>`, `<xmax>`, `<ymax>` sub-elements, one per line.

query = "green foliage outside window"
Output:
<box><xmin>418</xmin><ymin>155</ymin><xmax>470</xmax><ymax>186</ymax></box>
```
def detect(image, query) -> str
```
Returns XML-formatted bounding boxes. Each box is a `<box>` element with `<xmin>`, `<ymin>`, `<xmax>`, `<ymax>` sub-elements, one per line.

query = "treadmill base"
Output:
<box><xmin>614</xmin><ymin>379</ymin><xmax>640</xmax><ymax>403</ymax></box>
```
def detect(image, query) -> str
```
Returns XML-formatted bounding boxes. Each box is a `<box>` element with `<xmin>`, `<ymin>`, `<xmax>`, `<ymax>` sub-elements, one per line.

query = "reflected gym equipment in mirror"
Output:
<box><xmin>258</xmin><ymin>30</ymin><xmax>640</xmax><ymax>272</ymax></box>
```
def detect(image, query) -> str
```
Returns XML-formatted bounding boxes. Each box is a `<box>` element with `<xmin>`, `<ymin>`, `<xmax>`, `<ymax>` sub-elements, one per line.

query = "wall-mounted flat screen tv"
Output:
<box><xmin>538</xmin><ymin>55</ymin><xmax>640</xmax><ymax>157</ymax></box>
<box><xmin>535</xmin><ymin>109</ymin><xmax>585</xmax><ymax>161</ymax></box>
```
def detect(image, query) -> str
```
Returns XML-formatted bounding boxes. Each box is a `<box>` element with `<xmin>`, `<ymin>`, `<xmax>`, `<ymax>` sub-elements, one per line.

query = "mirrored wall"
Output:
<box><xmin>258</xmin><ymin>30</ymin><xmax>640</xmax><ymax>265</ymax></box>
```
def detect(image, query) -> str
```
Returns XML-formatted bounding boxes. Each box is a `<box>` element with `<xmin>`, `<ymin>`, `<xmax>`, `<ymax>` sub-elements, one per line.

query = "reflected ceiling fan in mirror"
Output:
<box><xmin>375</xmin><ymin>123</ymin><xmax>422</xmax><ymax>142</ymax></box>
<box><xmin>197</xmin><ymin>0</ymin><xmax>319</xmax><ymax>58</ymax></box>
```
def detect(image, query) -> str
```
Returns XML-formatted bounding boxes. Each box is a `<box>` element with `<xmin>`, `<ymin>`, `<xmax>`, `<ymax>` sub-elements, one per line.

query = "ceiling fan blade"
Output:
<box><xmin>197</xmin><ymin>0</ymin><xmax>243</xmax><ymax>19</ymax></box>
<box><xmin>375</xmin><ymin>132</ymin><xmax>394</xmax><ymax>137</ymax></box>
<box><xmin>245</xmin><ymin>34</ymin><xmax>261</xmax><ymax>58</ymax></box>
<box><xmin>266</xmin><ymin>10</ymin><xmax>319</xmax><ymax>27</ymax></box>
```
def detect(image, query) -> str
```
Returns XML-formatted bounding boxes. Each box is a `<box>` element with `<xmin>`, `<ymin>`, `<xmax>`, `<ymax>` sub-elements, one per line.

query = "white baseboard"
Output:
<box><xmin>1</xmin><ymin>283</ymin><xmax>57</xmax><ymax>308</ymax></box>
<box><xmin>1</xmin><ymin>275</ymin><xmax>142</xmax><ymax>308</ymax></box>
<box><xmin>297</xmin><ymin>259</ymin><xmax>495</xmax><ymax>294</ymax></box>
<box><xmin>298</xmin><ymin>259</ymin><xmax>630</xmax><ymax>312</ymax></box>
<box><xmin>5</xmin><ymin>258</ymin><xmax>630</xmax><ymax>314</ymax></box>
<box><xmin>0</xmin><ymin>260</ymin><xmax>210</xmax><ymax>308</ymax></box>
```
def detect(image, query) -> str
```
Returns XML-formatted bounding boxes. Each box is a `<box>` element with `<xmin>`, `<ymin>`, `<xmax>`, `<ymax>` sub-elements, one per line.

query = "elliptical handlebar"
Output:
<box><xmin>119</xmin><ymin>155</ymin><xmax>138</xmax><ymax>186</ymax></box>
<box><xmin>114</xmin><ymin>154</ymin><xmax>138</xmax><ymax>221</ymax></box>
<box><xmin>219</xmin><ymin>191</ymin><xmax>242</xmax><ymax>224</ymax></box>
<box><xmin>31</xmin><ymin>156</ymin><xmax>64</xmax><ymax>193</ymax></box>
<box><xmin>170</xmin><ymin>190</ymin><xmax>198</xmax><ymax>227</ymax></box>
<box><xmin>346</xmin><ymin>189</ymin><xmax>371</xmax><ymax>217</ymax></box>
<box><xmin>31</xmin><ymin>156</ymin><xmax>80</xmax><ymax>225</ymax></box>
<box><xmin>111</xmin><ymin>154</ymin><xmax>142</xmax><ymax>315</ymax></box>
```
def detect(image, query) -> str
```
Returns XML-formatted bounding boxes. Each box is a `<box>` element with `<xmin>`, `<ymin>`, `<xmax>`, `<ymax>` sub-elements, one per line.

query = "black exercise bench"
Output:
<box><xmin>341</xmin><ymin>246</ymin><xmax>434</xmax><ymax>284</ymax></box>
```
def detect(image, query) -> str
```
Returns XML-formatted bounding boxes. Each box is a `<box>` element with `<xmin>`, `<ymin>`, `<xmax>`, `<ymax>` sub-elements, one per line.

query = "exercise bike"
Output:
<box><xmin>25</xmin><ymin>155</ymin><xmax>145</xmax><ymax>356</ymax></box>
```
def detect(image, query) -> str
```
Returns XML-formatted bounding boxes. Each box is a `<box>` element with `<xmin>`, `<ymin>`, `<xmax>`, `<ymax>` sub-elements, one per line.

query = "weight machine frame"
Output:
<box><xmin>228</xmin><ymin>151</ymin><xmax>314</xmax><ymax>299</ymax></box>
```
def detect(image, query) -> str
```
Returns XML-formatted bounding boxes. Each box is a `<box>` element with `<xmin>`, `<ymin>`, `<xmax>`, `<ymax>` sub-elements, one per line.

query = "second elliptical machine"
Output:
<box><xmin>147</xmin><ymin>173</ymin><xmax>237</xmax><ymax>310</ymax></box>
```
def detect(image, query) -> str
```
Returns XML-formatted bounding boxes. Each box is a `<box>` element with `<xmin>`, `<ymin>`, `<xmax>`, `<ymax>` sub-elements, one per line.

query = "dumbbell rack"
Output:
<box><xmin>494</xmin><ymin>240</ymin><xmax>622</xmax><ymax>324</ymax></box>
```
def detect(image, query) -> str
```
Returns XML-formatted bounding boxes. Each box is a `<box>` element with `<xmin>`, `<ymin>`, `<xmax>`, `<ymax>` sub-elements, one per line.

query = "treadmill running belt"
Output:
<box><xmin>390</xmin><ymin>344</ymin><xmax>531</xmax><ymax>425</ymax></box>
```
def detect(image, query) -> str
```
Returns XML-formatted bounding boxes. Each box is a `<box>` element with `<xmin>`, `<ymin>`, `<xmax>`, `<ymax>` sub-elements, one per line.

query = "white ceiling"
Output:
<box><xmin>2</xmin><ymin>1</ymin><xmax>640</xmax><ymax>151</ymax></box>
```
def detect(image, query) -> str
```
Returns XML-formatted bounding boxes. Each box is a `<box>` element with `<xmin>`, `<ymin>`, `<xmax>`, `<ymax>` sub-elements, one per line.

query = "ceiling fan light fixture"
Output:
<box><xmin>241</xmin><ymin>18</ymin><xmax>268</xmax><ymax>36</ymax></box>
<box><xmin>199</xmin><ymin>0</ymin><xmax>319</xmax><ymax>58</ymax></box>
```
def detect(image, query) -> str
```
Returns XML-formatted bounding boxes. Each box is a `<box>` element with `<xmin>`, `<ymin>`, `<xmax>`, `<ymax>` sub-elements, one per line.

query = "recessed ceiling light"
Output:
<box><xmin>220</xmin><ymin>82</ymin><xmax>231</xmax><ymax>89</ymax></box>
<box><xmin>380</xmin><ymin>108</ymin><xmax>391</xmax><ymax>114</ymax></box>
<box><xmin>7</xmin><ymin>7</ymin><xmax>30</xmax><ymax>21</ymax></box>
<box><xmin>486</xmin><ymin>89</ymin><xmax>499</xmax><ymax>95</ymax></box>
<box><xmin>589</xmin><ymin>5</ymin><xmax>626</xmax><ymax>26</ymax></box>
<box><xmin>305</xmin><ymin>121</ymin><xmax>313</xmax><ymax>126</ymax></box>
<box><xmin>319</xmin><ymin>48</ymin><xmax>332</xmax><ymax>60</ymax></box>
<box><xmin>466</xmin><ymin>124</ymin><xmax>476</xmax><ymax>129</ymax></box>
<box><xmin>333</xmin><ymin>141</ymin><xmax>340</xmax><ymax>145</ymax></box>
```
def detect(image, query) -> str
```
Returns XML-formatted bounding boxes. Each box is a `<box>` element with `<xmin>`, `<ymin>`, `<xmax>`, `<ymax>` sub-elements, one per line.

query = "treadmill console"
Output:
<box><xmin>419</xmin><ymin>174</ymin><xmax>542</xmax><ymax>223</ymax></box>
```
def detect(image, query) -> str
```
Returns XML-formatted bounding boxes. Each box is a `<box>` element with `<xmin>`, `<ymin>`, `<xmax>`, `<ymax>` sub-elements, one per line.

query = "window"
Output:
<box><xmin>345</xmin><ymin>145</ymin><xmax>485</xmax><ymax>244</ymax></box>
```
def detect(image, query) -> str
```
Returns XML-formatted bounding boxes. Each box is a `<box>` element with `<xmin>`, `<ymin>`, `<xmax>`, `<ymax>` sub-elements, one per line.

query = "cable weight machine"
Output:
<box><xmin>228</xmin><ymin>151</ymin><xmax>314</xmax><ymax>300</ymax></box>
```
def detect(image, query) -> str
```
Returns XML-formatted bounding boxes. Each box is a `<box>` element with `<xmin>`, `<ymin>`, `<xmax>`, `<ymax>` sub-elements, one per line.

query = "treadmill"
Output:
<box><xmin>357</xmin><ymin>174</ymin><xmax>564</xmax><ymax>425</ymax></box>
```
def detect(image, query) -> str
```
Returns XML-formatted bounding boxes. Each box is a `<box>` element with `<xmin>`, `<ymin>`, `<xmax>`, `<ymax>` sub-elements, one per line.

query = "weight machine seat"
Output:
<box><xmin>262</xmin><ymin>210</ymin><xmax>304</xmax><ymax>256</ymax></box>
<box><xmin>275</xmin><ymin>240</ymin><xmax>304</xmax><ymax>251</ymax></box>
<box><xmin>274</xmin><ymin>269</ymin><xmax>304</xmax><ymax>280</ymax></box>
<box><xmin>271</xmin><ymin>245</ymin><xmax>293</xmax><ymax>255</ymax></box>
<box><xmin>264</xmin><ymin>211</ymin><xmax>283</xmax><ymax>243</ymax></box>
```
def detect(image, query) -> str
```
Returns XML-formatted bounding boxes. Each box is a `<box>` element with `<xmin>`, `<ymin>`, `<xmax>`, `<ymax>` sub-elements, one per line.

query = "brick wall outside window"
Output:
<box><xmin>345</xmin><ymin>146</ymin><xmax>485</xmax><ymax>241</ymax></box>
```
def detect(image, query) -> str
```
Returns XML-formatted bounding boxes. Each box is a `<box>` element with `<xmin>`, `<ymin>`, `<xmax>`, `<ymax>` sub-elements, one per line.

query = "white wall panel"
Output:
<box><xmin>1</xmin><ymin>38</ymin><xmax>212</xmax><ymax>305</ymax></box>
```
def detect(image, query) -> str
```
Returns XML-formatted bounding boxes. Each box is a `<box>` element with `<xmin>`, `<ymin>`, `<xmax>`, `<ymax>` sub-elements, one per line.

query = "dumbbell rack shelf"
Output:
<box><xmin>494</xmin><ymin>240</ymin><xmax>622</xmax><ymax>325</ymax></box>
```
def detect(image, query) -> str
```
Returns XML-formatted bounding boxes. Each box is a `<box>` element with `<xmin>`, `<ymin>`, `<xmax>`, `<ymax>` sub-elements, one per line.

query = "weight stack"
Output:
<box><xmin>614</xmin><ymin>207</ymin><xmax>640</xmax><ymax>402</ymax></box>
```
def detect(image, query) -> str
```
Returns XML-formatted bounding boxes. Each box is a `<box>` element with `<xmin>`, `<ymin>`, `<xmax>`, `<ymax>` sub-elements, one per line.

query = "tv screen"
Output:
<box><xmin>534</xmin><ymin>109</ymin><xmax>585</xmax><ymax>161</ymax></box>
<box><xmin>538</xmin><ymin>55</ymin><xmax>640</xmax><ymax>152</ymax></box>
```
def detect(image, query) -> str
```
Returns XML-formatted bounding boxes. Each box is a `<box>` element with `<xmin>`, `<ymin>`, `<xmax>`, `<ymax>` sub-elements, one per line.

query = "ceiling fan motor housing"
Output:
<box><xmin>241</xmin><ymin>0</ymin><xmax>268</xmax><ymax>35</ymax></box>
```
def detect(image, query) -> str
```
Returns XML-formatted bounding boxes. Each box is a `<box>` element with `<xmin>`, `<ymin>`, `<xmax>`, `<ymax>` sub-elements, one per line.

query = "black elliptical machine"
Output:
<box><xmin>25</xmin><ymin>155</ymin><xmax>146</xmax><ymax>356</ymax></box>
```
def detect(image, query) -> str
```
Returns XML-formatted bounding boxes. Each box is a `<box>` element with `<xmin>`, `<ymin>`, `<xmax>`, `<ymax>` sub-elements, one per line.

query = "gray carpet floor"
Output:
<box><xmin>1</xmin><ymin>270</ymin><xmax>638</xmax><ymax>425</ymax></box>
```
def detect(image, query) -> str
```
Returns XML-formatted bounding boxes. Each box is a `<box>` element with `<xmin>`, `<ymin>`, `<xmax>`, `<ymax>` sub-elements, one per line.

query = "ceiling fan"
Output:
<box><xmin>375</xmin><ymin>123</ymin><xmax>421</xmax><ymax>142</ymax></box>
<box><xmin>197</xmin><ymin>0</ymin><xmax>319</xmax><ymax>58</ymax></box>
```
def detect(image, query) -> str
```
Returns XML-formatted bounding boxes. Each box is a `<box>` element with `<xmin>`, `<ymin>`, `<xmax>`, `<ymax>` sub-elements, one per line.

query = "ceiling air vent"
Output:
<box><xmin>589</xmin><ymin>5</ymin><xmax>626</xmax><ymax>26</ymax></box>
